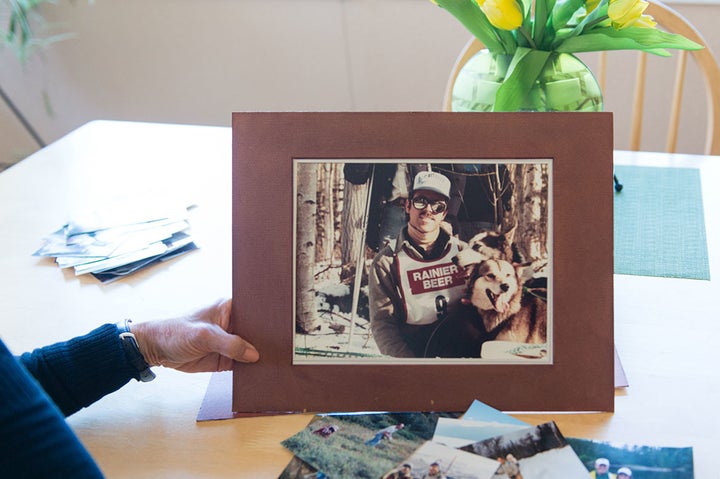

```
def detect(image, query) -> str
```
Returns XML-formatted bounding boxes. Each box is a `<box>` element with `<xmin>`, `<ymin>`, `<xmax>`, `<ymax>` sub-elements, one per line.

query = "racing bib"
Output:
<box><xmin>394</xmin><ymin>242</ymin><xmax>466</xmax><ymax>325</ymax></box>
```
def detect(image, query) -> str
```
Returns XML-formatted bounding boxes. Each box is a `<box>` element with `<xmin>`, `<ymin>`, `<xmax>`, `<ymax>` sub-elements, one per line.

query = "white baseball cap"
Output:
<box><xmin>618</xmin><ymin>467</ymin><xmax>632</xmax><ymax>476</ymax></box>
<box><xmin>412</xmin><ymin>171</ymin><xmax>451</xmax><ymax>199</ymax></box>
<box><xmin>595</xmin><ymin>458</ymin><xmax>610</xmax><ymax>467</ymax></box>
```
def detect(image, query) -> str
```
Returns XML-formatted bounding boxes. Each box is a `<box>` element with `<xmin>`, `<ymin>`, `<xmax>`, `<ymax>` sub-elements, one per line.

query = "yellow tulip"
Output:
<box><xmin>632</xmin><ymin>13</ymin><xmax>657</xmax><ymax>28</ymax></box>
<box><xmin>608</xmin><ymin>0</ymin><xmax>654</xmax><ymax>29</ymax></box>
<box><xmin>476</xmin><ymin>0</ymin><xmax>524</xmax><ymax>31</ymax></box>
<box><xmin>585</xmin><ymin>0</ymin><xmax>602</xmax><ymax>14</ymax></box>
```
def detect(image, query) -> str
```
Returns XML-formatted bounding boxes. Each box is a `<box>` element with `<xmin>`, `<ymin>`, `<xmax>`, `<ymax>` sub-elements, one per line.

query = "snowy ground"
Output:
<box><xmin>294</xmin><ymin>319</ymin><xmax>382</xmax><ymax>359</ymax></box>
<box><xmin>294</xmin><ymin>278</ymin><xmax>383</xmax><ymax>360</ymax></box>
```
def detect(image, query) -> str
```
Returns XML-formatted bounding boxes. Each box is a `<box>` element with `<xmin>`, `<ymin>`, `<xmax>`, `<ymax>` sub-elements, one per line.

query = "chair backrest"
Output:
<box><xmin>441</xmin><ymin>0</ymin><xmax>720</xmax><ymax>155</ymax></box>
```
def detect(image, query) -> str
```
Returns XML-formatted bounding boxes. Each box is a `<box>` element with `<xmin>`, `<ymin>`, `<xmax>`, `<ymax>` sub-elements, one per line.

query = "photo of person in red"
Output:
<box><xmin>369</xmin><ymin>171</ymin><xmax>467</xmax><ymax>357</ymax></box>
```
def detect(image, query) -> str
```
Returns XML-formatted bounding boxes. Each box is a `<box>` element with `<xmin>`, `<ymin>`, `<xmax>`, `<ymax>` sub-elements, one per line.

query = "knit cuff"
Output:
<box><xmin>19</xmin><ymin>324</ymin><xmax>139</xmax><ymax>416</ymax></box>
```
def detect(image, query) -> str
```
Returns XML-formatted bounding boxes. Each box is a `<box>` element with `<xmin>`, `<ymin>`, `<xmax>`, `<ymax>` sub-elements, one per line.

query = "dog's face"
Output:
<box><xmin>464</xmin><ymin>259</ymin><xmax>521</xmax><ymax>315</ymax></box>
<box><xmin>453</xmin><ymin>229</ymin><xmax>515</xmax><ymax>274</ymax></box>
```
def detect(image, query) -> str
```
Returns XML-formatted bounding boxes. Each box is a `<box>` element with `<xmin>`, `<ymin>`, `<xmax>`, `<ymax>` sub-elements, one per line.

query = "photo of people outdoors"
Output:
<box><xmin>280</xmin><ymin>412</ymin><xmax>459</xmax><ymax>479</ymax></box>
<box><xmin>566</xmin><ymin>437</ymin><xmax>694</xmax><ymax>479</ymax></box>
<box><xmin>293</xmin><ymin>160</ymin><xmax>551</xmax><ymax>364</ymax></box>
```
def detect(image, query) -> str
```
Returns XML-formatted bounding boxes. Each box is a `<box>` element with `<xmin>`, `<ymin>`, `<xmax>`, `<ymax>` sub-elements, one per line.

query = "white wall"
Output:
<box><xmin>1</xmin><ymin>0</ymin><xmax>718</xmax><ymax>169</ymax></box>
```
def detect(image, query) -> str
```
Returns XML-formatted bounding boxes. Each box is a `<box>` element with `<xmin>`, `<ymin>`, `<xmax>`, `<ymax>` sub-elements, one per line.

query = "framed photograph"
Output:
<box><xmin>232</xmin><ymin>112</ymin><xmax>614</xmax><ymax>413</ymax></box>
<box><xmin>293</xmin><ymin>159</ymin><xmax>552</xmax><ymax>364</ymax></box>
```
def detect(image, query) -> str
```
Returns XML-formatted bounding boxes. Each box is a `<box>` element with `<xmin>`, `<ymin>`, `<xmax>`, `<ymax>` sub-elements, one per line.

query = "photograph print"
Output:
<box><xmin>382</xmin><ymin>440</ymin><xmax>500</xmax><ymax>479</ymax></box>
<box><xmin>280</xmin><ymin>412</ymin><xmax>456</xmax><ymax>479</ymax></box>
<box><xmin>293</xmin><ymin>160</ymin><xmax>552</xmax><ymax>364</ymax></box>
<box><xmin>460</xmin><ymin>422</ymin><xmax>590</xmax><ymax>478</ymax></box>
<box><xmin>566</xmin><ymin>437</ymin><xmax>694</xmax><ymax>479</ymax></box>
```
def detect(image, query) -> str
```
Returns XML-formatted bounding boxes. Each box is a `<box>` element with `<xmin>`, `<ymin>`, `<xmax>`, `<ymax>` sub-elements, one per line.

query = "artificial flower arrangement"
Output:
<box><xmin>431</xmin><ymin>0</ymin><xmax>703</xmax><ymax>111</ymax></box>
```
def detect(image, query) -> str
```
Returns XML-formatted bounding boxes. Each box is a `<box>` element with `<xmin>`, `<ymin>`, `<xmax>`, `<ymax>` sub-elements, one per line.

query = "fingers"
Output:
<box><xmin>205</xmin><ymin>298</ymin><xmax>259</xmax><ymax>363</ymax></box>
<box><xmin>229</xmin><ymin>336</ymin><xmax>260</xmax><ymax>363</ymax></box>
<box><xmin>202</xmin><ymin>299</ymin><xmax>259</xmax><ymax>363</ymax></box>
<box><xmin>135</xmin><ymin>299</ymin><xmax>260</xmax><ymax>373</ymax></box>
<box><xmin>193</xmin><ymin>298</ymin><xmax>232</xmax><ymax>329</ymax></box>
<box><xmin>206</xmin><ymin>326</ymin><xmax>260</xmax><ymax>364</ymax></box>
<box><xmin>214</xmin><ymin>298</ymin><xmax>233</xmax><ymax>330</ymax></box>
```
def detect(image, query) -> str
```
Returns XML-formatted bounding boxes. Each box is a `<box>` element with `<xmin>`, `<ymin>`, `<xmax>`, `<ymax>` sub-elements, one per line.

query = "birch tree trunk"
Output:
<box><xmin>315</xmin><ymin>163</ymin><xmax>335</xmax><ymax>267</ymax></box>
<box><xmin>331</xmin><ymin>163</ymin><xmax>343</xmax><ymax>261</ymax></box>
<box><xmin>296</xmin><ymin>163</ymin><xmax>320</xmax><ymax>333</ymax></box>
<box><xmin>505</xmin><ymin>163</ymin><xmax>549</xmax><ymax>267</ymax></box>
<box><xmin>340</xmin><ymin>180</ymin><xmax>368</xmax><ymax>282</ymax></box>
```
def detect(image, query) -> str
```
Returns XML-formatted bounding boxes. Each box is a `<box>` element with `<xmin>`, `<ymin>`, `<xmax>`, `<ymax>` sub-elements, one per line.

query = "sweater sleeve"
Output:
<box><xmin>18</xmin><ymin>323</ymin><xmax>140</xmax><ymax>417</ymax></box>
<box><xmin>0</xmin><ymin>338</ymin><xmax>104</xmax><ymax>478</ymax></box>
<box><xmin>368</xmin><ymin>250</ymin><xmax>417</xmax><ymax>358</ymax></box>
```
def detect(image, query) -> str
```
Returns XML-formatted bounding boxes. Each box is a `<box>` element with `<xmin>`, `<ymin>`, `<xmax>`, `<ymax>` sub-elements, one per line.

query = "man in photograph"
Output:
<box><xmin>495</xmin><ymin>454</ymin><xmax>523</xmax><ymax>479</ymax></box>
<box><xmin>343</xmin><ymin>163</ymin><xmax>465</xmax><ymax>253</ymax></box>
<box><xmin>382</xmin><ymin>463</ymin><xmax>414</xmax><ymax>479</ymax></box>
<box><xmin>365</xmin><ymin>423</ymin><xmax>405</xmax><ymax>447</ymax></box>
<box><xmin>369</xmin><ymin>171</ymin><xmax>467</xmax><ymax>357</ymax></box>
<box><xmin>422</xmin><ymin>461</ymin><xmax>446</xmax><ymax>479</ymax></box>
<box><xmin>617</xmin><ymin>467</ymin><xmax>632</xmax><ymax>478</ymax></box>
<box><xmin>590</xmin><ymin>458</ymin><xmax>616</xmax><ymax>479</ymax></box>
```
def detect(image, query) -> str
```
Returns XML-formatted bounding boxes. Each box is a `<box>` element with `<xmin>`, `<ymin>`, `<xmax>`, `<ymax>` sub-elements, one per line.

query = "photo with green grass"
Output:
<box><xmin>281</xmin><ymin>412</ymin><xmax>456</xmax><ymax>478</ymax></box>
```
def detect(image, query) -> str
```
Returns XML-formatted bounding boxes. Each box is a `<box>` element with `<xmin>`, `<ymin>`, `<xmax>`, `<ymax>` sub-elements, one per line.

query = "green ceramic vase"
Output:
<box><xmin>451</xmin><ymin>49</ymin><xmax>604</xmax><ymax>112</ymax></box>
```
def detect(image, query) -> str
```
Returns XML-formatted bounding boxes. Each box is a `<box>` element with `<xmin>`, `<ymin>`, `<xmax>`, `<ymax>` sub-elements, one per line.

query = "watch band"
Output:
<box><xmin>117</xmin><ymin>319</ymin><xmax>156</xmax><ymax>382</ymax></box>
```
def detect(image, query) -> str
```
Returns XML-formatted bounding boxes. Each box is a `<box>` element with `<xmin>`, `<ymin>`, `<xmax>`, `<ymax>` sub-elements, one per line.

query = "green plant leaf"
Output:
<box><xmin>493</xmin><ymin>48</ymin><xmax>552</xmax><ymax>111</ymax></box>
<box><xmin>533</xmin><ymin>0</ymin><xmax>551</xmax><ymax>47</ymax></box>
<box><xmin>555</xmin><ymin>26</ymin><xmax>703</xmax><ymax>55</ymax></box>
<box><xmin>3</xmin><ymin>0</ymin><xmax>69</xmax><ymax>61</ymax></box>
<box><xmin>551</xmin><ymin>0</ymin><xmax>587</xmax><ymax>30</ymax></box>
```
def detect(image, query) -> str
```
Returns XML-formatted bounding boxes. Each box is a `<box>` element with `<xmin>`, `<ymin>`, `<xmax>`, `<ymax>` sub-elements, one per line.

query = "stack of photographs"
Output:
<box><xmin>278</xmin><ymin>400</ymin><xmax>694</xmax><ymax>479</ymax></box>
<box><xmin>33</xmin><ymin>199</ymin><xmax>197</xmax><ymax>282</ymax></box>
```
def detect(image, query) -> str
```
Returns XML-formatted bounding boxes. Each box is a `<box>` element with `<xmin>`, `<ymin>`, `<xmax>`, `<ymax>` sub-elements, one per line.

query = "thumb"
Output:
<box><xmin>208</xmin><ymin>327</ymin><xmax>260</xmax><ymax>363</ymax></box>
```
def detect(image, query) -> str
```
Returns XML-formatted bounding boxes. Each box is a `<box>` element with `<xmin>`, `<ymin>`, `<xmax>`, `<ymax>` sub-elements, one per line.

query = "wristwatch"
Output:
<box><xmin>116</xmin><ymin>319</ymin><xmax>156</xmax><ymax>382</ymax></box>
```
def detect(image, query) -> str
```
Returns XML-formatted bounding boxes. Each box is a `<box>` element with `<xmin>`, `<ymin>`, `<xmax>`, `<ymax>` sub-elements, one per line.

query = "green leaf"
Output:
<box><xmin>3</xmin><ymin>0</ymin><xmax>67</xmax><ymax>62</ymax></box>
<box><xmin>533</xmin><ymin>0</ymin><xmax>550</xmax><ymax>47</ymax></box>
<box><xmin>493</xmin><ymin>48</ymin><xmax>552</xmax><ymax>111</ymax></box>
<box><xmin>555</xmin><ymin>26</ymin><xmax>703</xmax><ymax>55</ymax></box>
<box><xmin>563</xmin><ymin>1</ymin><xmax>609</xmax><ymax>41</ymax></box>
<box><xmin>556</xmin><ymin>33</ymin><xmax>666</xmax><ymax>55</ymax></box>
<box><xmin>519</xmin><ymin>0</ymin><xmax>534</xmax><ymax>48</ymax></box>
<box><xmin>551</xmin><ymin>0</ymin><xmax>586</xmax><ymax>31</ymax></box>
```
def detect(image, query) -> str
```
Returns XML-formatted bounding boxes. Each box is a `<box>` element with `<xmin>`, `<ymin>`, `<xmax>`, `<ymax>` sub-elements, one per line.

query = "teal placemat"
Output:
<box><xmin>614</xmin><ymin>165</ymin><xmax>710</xmax><ymax>280</ymax></box>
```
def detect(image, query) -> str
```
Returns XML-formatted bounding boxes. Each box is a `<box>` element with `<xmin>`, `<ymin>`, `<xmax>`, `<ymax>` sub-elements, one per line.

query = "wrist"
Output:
<box><xmin>128</xmin><ymin>320</ymin><xmax>166</xmax><ymax>368</ymax></box>
<box><xmin>116</xmin><ymin>319</ymin><xmax>156</xmax><ymax>382</ymax></box>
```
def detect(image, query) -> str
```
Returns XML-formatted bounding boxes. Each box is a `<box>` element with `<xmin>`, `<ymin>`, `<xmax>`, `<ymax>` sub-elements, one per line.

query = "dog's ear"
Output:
<box><xmin>515</xmin><ymin>263</ymin><xmax>535</xmax><ymax>284</ymax></box>
<box><xmin>492</xmin><ymin>225</ymin><xmax>517</xmax><ymax>262</ymax></box>
<box><xmin>468</xmin><ymin>261</ymin><xmax>490</xmax><ymax>283</ymax></box>
<box><xmin>477</xmin><ymin>260</ymin><xmax>493</xmax><ymax>275</ymax></box>
<box><xmin>503</xmin><ymin>225</ymin><xmax>517</xmax><ymax>246</ymax></box>
<box><xmin>459</xmin><ymin>262</ymin><xmax>475</xmax><ymax>279</ymax></box>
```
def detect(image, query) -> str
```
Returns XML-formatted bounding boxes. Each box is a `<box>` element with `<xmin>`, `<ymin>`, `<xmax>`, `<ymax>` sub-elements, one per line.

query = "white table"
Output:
<box><xmin>1</xmin><ymin>121</ymin><xmax>718</xmax><ymax>478</ymax></box>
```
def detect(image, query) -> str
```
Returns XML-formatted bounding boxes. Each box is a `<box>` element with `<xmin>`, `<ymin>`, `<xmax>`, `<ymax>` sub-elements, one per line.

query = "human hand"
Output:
<box><xmin>131</xmin><ymin>299</ymin><xmax>259</xmax><ymax>373</ymax></box>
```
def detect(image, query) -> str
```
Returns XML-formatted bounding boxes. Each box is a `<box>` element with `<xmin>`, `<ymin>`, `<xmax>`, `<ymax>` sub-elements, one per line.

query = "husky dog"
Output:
<box><xmin>463</xmin><ymin>259</ymin><xmax>546</xmax><ymax>344</ymax></box>
<box><xmin>453</xmin><ymin>228</ymin><xmax>518</xmax><ymax>276</ymax></box>
<box><xmin>424</xmin><ymin>258</ymin><xmax>546</xmax><ymax>358</ymax></box>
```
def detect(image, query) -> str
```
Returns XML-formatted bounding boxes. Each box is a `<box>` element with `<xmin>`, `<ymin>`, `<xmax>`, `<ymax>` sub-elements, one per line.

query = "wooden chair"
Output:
<box><xmin>442</xmin><ymin>0</ymin><xmax>720</xmax><ymax>156</ymax></box>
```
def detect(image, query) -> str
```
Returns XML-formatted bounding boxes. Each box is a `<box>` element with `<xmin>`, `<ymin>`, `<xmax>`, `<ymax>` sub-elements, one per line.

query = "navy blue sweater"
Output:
<box><xmin>1</xmin><ymin>324</ymin><xmax>141</xmax><ymax>478</ymax></box>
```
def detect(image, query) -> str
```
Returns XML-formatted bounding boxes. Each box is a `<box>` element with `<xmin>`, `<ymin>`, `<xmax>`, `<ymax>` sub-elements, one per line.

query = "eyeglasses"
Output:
<box><xmin>411</xmin><ymin>196</ymin><xmax>448</xmax><ymax>214</ymax></box>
